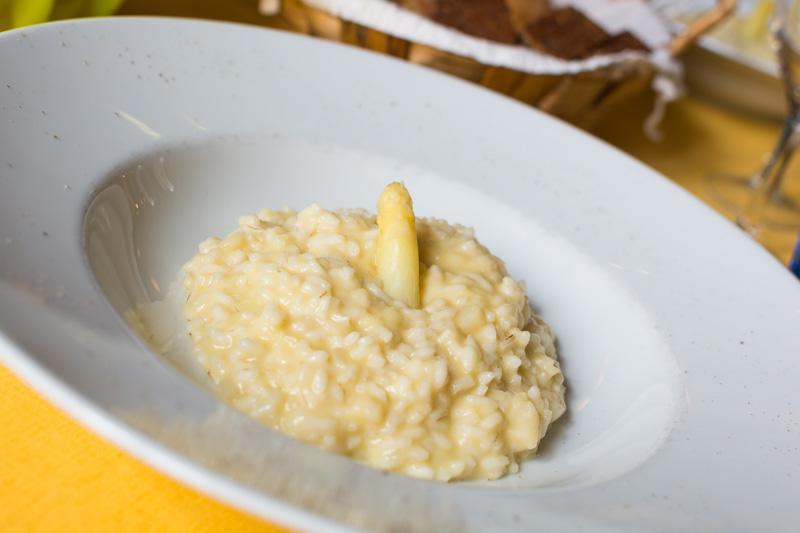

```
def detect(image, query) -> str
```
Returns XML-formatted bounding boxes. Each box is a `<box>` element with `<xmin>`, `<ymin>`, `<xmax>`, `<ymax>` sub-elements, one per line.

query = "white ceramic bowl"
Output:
<box><xmin>1</xmin><ymin>17</ymin><xmax>799</xmax><ymax>532</ymax></box>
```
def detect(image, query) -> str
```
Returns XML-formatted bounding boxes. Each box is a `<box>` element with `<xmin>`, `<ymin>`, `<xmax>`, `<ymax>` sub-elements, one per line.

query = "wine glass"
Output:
<box><xmin>705</xmin><ymin>0</ymin><xmax>800</xmax><ymax>236</ymax></box>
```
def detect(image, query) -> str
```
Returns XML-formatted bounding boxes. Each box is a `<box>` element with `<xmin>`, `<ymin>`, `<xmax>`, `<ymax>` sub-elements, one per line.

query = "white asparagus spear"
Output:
<box><xmin>375</xmin><ymin>182</ymin><xmax>420</xmax><ymax>308</ymax></box>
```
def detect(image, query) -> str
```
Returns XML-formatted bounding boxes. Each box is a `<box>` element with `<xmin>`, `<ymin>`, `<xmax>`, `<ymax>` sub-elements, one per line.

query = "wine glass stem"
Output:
<box><xmin>737</xmin><ymin>116</ymin><xmax>797</xmax><ymax>234</ymax></box>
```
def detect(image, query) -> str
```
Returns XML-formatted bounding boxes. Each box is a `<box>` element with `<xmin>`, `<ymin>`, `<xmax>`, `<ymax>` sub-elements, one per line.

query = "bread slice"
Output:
<box><xmin>586</xmin><ymin>31</ymin><xmax>649</xmax><ymax>57</ymax></box>
<box><xmin>393</xmin><ymin>0</ymin><xmax>519</xmax><ymax>44</ymax></box>
<box><xmin>504</xmin><ymin>0</ymin><xmax>550</xmax><ymax>34</ymax></box>
<box><xmin>522</xmin><ymin>7</ymin><xmax>609</xmax><ymax>60</ymax></box>
<box><xmin>390</xmin><ymin>1</ymin><xmax>650</xmax><ymax>58</ymax></box>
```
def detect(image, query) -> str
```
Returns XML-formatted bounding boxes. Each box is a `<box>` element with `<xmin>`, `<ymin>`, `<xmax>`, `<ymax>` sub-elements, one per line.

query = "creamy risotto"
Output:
<box><xmin>181</xmin><ymin>186</ymin><xmax>566</xmax><ymax>481</ymax></box>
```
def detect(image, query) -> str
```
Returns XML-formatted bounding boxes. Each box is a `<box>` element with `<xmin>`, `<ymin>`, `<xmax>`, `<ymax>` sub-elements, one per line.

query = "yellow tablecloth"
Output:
<box><xmin>0</xmin><ymin>364</ymin><xmax>284</xmax><ymax>532</ymax></box>
<box><xmin>2</xmin><ymin>3</ymin><xmax>798</xmax><ymax>530</ymax></box>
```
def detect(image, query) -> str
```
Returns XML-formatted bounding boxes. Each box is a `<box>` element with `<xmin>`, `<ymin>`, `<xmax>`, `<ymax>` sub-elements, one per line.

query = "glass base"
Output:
<box><xmin>704</xmin><ymin>172</ymin><xmax>800</xmax><ymax>232</ymax></box>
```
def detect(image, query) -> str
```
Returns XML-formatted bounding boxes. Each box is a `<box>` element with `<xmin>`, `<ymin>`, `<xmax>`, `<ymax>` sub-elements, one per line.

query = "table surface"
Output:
<box><xmin>2</xmin><ymin>2</ymin><xmax>798</xmax><ymax>531</ymax></box>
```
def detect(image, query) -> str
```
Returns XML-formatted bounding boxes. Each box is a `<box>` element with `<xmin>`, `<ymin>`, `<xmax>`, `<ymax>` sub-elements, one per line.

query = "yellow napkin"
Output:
<box><xmin>0</xmin><ymin>362</ymin><xmax>286</xmax><ymax>532</ymax></box>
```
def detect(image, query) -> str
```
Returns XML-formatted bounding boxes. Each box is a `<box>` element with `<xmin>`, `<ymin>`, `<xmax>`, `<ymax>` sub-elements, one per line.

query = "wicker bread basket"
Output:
<box><xmin>264</xmin><ymin>0</ymin><xmax>735</xmax><ymax>129</ymax></box>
